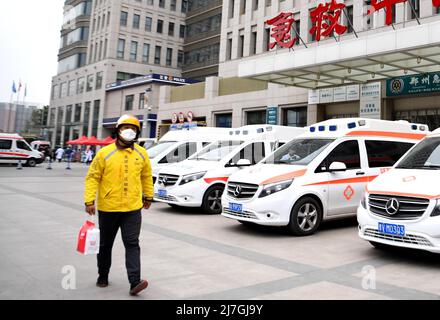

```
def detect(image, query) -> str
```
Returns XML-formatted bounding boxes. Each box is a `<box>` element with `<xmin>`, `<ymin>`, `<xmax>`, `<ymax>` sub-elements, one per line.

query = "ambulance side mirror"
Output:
<box><xmin>329</xmin><ymin>161</ymin><xmax>347</xmax><ymax>172</ymax></box>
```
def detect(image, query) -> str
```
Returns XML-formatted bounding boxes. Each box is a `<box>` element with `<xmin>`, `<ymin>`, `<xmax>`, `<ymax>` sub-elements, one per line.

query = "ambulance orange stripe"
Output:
<box><xmin>260</xmin><ymin>169</ymin><xmax>307</xmax><ymax>185</ymax></box>
<box><xmin>346</xmin><ymin>131</ymin><xmax>426</xmax><ymax>140</ymax></box>
<box><xmin>0</xmin><ymin>152</ymin><xmax>28</xmax><ymax>157</ymax></box>
<box><xmin>303</xmin><ymin>175</ymin><xmax>378</xmax><ymax>186</ymax></box>
<box><xmin>204</xmin><ymin>177</ymin><xmax>228</xmax><ymax>184</ymax></box>
<box><xmin>366</xmin><ymin>189</ymin><xmax>440</xmax><ymax>200</ymax></box>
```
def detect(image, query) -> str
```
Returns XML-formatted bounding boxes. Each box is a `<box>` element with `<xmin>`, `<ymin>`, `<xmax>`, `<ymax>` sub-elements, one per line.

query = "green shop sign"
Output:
<box><xmin>266</xmin><ymin>106</ymin><xmax>278</xmax><ymax>125</ymax></box>
<box><xmin>387</xmin><ymin>72</ymin><xmax>440</xmax><ymax>96</ymax></box>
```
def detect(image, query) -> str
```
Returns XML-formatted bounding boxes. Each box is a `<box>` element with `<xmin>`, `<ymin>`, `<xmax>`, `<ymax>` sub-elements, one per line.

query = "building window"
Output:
<box><xmin>155</xmin><ymin>46</ymin><xmax>161</xmax><ymax>64</ymax></box>
<box><xmin>177</xmin><ymin>50</ymin><xmax>184</xmax><ymax>67</ymax></box>
<box><xmin>283</xmin><ymin>107</ymin><xmax>307</xmax><ymax>127</ymax></box>
<box><xmin>409</xmin><ymin>0</ymin><xmax>420</xmax><ymax>20</ymax></box>
<box><xmin>77</xmin><ymin>77</ymin><xmax>85</xmax><ymax>94</ymax></box>
<box><xmin>66</xmin><ymin>105</ymin><xmax>73</xmax><ymax>123</ymax></box>
<box><xmin>117</xmin><ymin>39</ymin><xmax>125</xmax><ymax>59</ymax></box>
<box><xmin>133</xmin><ymin>14</ymin><xmax>140</xmax><ymax>29</ymax></box>
<box><xmin>246</xmin><ymin>110</ymin><xmax>266</xmax><ymax>125</ymax></box>
<box><xmin>120</xmin><ymin>11</ymin><xmax>128</xmax><ymax>27</ymax></box>
<box><xmin>68</xmin><ymin>80</ymin><xmax>76</xmax><ymax>96</ymax></box>
<box><xmin>125</xmin><ymin>95</ymin><xmax>134</xmax><ymax>111</ymax></box>
<box><xmin>179</xmin><ymin>24</ymin><xmax>186</xmax><ymax>38</ymax></box>
<box><xmin>229</xmin><ymin>0</ymin><xmax>235</xmax><ymax>18</ymax></box>
<box><xmin>86</xmin><ymin>74</ymin><xmax>94</xmax><ymax>92</ymax></box>
<box><xmin>252</xmin><ymin>0</ymin><xmax>259</xmax><ymax>11</ymax></box>
<box><xmin>74</xmin><ymin>103</ymin><xmax>82</xmax><ymax>122</ymax></box>
<box><xmin>170</xmin><ymin>0</ymin><xmax>176</xmax><ymax>11</ymax></box>
<box><xmin>250</xmin><ymin>31</ymin><xmax>257</xmax><ymax>55</ymax></box>
<box><xmin>166</xmin><ymin>48</ymin><xmax>173</xmax><ymax>66</ymax></box>
<box><xmin>95</xmin><ymin>72</ymin><xmax>103</xmax><ymax>90</ymax></box>
<box><xmin>142</xmin><ymin>43</ymin><xmax>150</xmax><ymax>63</ymax></box>
<box><xmin>145</xmin><ymin>16</ymin><xmax>152</xmax><ymax>31</ymax></box>
<box><xmin>147</xmin><ymin>0</ymin><xmax>153</xmax><ymax>5</ymax></box>
<box><xmin>226</xmin><ymin>37</ymin><xmax>232</xmax><ymax>60</ymax></box>
<box><xmin>293</xmin><ymin>19</ymin><xmax>300</xmax><ymax>45</ymax></box>
<box><xmin>238</xmin><ymin>34</ymin><xmax>244</xmax><ymax>58</ymax></box>
<box><xmin>83</xmin><ymin>102</ymin><xmax>91</xmax><ymax>136</ymax></box>
<box><xmin>157</xmin><ymin>19</ymin><xmax>163</xmax><ymax>33</ymax></box>
<box><xmin>264</xmin><ymin>28</ymin><xmax>270</xmax><ymax>51</ymax></box>
<box><xmin>215</xmin><ymin>113</ymin><xmax>232</xmax><ymax>128</ymax></box>
<box><xmin>92</xmin><ymin>100</ymin><xmax>100</xmax><ymax>137</ymax></box>
<box><xmin>395</xmin><ymin>109</ymin><xmax>440</xmax><ymax>131</ymax></box>
<box><xmin>346</xmin><ymin>6</ymin><xmax>353</xmax><ymax>33</ymax></box>
<box><xmin>130</xmin><ymin>41</ymin><xmax>138</xmax><ymax>61</ymax></box>
<box><xmin>181</xmin><ymin>0</ymin><xmax>188</xmax><ymax>13</ymax></box>
<box><xmin>139</xmin><ymin>93</ymin><xmax>145</xmax><ymax>109</ymax></box>
<box><xmin>159</xmin><ymin>0</ymin><xmax>165</xmax><ymax>8</ymax></box>
<box><xmin>168</xmin><ymin>22</ymin><xmax>175</xmax><ymax>36</ymax></box>
<box><xmin>240</xmin><ymin>0</ymin><xmax>246</xmax><ymax>15</ymax></box>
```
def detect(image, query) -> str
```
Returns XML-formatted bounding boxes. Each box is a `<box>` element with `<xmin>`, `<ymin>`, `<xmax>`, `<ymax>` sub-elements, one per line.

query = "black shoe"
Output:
<box><xmin>96</xmin><ymin>276</ymin><xmax>109</xmax><ymax>288</ymax></box>
<box><xmin>129</xmin><ymin>280</ymin><xmax>148</xmax><ymax>296</ymax></box>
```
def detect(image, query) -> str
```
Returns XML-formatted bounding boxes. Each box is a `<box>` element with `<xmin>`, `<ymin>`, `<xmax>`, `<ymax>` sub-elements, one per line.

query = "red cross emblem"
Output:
<box><xmin>343</xmin><ymin>185</ymin><xmax>354</xmax><ymax>200</ymax></box>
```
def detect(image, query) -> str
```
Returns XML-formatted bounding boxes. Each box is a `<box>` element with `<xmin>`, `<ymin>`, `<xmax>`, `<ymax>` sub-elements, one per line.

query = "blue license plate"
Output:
<box><xmin>158</xmin><ymin>189</ymin><xmax>167</xmax><ymax>197</ymax></box>
<box><xmin>229</xmin><ymin>202</ymin><xmax>243</xmax><ymax>213</ymax></box>
<box><xmin>378</xmin><ymin>222</ymin><xmax>405</xmax><ymax>237</ymax></box>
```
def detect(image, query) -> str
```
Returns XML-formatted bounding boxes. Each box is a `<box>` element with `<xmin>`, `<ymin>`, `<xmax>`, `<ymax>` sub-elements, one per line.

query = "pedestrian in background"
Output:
<box><xmin>85</xmin><ymin>147</ymin><xmax>94</xmax><ymax>165</ymax></box>
<box><xmin>84</xmin><ymin>114</ymin><xmax>153</xmax><ymax>296</ymax></box>
<box><xmin>65</xmin><ymin>145</ymin><xmax>73</xmax><ymax>163</ymax></box>
<box><xmin>55</xmin><ymin>146</ymin><xmax>64</xmax><ymax>163</ymax></box>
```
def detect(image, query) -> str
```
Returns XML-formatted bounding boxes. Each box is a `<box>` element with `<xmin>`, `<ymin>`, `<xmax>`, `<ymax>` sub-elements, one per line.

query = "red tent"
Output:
<box><xmin>101</xmin><ymin>136</ymin><xmax>116</xmax><ymax>145</ymax></box>
<box><xmin>67</xmin><ymin>135</ymin><xmax>88</xmax><ymax>145</ymax></box>
<box><xmin>86</xmin><ymin>136</ymin><xmax>104</xmax><ymax>146</ymax></box>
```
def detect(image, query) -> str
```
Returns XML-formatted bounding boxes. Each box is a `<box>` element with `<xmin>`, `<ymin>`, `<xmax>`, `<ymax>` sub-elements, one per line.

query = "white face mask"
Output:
<box><xmin>119</xmin><ymin>128</ymin><xmax>137</xmax><ymax>142</ymax></box>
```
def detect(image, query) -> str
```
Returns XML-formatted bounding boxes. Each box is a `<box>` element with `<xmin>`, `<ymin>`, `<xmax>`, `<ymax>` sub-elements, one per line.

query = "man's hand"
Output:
<box><xmin>143</xmin><ymin>200</ymin><xmax>152</xmax><ymax>210</ymax></box>
<box><xmin>85</xmin><ymin>204</ymin><xmax>96</xmax><ymax>215</ymax></box>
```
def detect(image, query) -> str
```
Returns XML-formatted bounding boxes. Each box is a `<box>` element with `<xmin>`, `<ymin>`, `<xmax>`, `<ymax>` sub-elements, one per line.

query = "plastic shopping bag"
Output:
<box><xmin>77</xmin><ymin>220</ymin><xmax>100</xmax><ymax>255</ymax></box>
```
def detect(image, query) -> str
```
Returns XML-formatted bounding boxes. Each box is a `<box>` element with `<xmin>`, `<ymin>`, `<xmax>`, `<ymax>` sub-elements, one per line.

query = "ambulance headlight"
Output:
<box><xmin>431</xmin><ymin>199</ymin><xmax>440</xmax><ymax>217</ymax></box>
<box><xmin>259</xmin><ymin>179</ymin><xmax>293</xmax><ymax>198</ymax></box>
<box><xmin>360</xmin><ymin>193</ymin><xmax>368</xmax><ymax>209</ymax></box>
<box><xmin>179</xmin><ymin>172</ymin><xmax>206</xmax><ymax>185</ymax></box>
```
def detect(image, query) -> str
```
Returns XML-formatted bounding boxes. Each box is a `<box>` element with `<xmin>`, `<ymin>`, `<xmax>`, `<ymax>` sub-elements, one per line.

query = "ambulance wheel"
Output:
<box><xmin>287</xmin><ymin>197</ymin><xmax>322</xmax><ymax>236</ymax></box>
<box><xmin>202</xmin><ymin>185</ymin><xmax>224</xmax><ymax>214</ymax></box>
<box><xmin>26</xmin><ymin>158</ymin><xmax>37</xmax><ymax>167</ymax></box>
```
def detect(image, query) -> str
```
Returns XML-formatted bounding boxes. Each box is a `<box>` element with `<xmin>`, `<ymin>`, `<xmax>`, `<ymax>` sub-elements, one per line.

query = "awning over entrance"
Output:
<box><xmin>238</xmin><ymin>20</ymin><xmax>440</xmax><ymax>89</ymax></box>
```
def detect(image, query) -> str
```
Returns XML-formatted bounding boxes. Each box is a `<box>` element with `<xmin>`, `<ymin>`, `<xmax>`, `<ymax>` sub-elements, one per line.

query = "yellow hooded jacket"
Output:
<box><xmin>84</xmin><ymin>143</ymin><xmax>154</xmax><ymax>212</ymax></box>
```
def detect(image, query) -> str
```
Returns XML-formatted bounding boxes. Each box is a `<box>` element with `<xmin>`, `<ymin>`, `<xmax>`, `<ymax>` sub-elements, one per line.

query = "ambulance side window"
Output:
<box><xmin>317</xmin><ymin>140</ymin><xmax>361</xmax><ymax>172</ymax></box>
<box><xmin>228</xmin><ymin>142</ymin><xmax>265</xmax><ymax>165</ymax></box>
<box><xmin>0</xmin><ymin>139</ymin><xmax>12</xmax><ymax>149</ymax></box>
<box><xmin>365</xmin><ymin>140</ymin><xmax>413</xmax><ymax>168</ymax></box>
<box><xmin>17</xmin><ymin>140</ymin><xmax>32</xmax><ymax>151</ymax></box>
<box><xmin>202</xmin><ymin>142</ymin><xmax>210</xmax><ymax>147</ymax></box>
<box><xmin>160</xmin><ymin>142</ymin><xmax>197</xmax><ymax>163</ymax></box>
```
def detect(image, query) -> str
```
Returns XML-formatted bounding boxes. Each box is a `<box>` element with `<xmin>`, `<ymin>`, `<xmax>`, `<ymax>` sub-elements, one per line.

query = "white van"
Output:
<box><xmin>154</xmin><ymin>125</ymin><xmax>306</xmax><ymax>214</ymax></box>
<box><xmin>137</xmin><ymin>138</ymin><xmax>157</xmax><ymax>149</ymax></box>
<box><xmin>30</xmin><ymin>140</ymin><xmax>51</xmax><ymax>151</ymax></box>
<box><xmin>221</xmin><ymin>118</ymin><xmax>429</xmax><ymax>236</ymax></box>
<box><xmin>0</xmin><ymin>133</ymin><xmax>45</xmax><ymax>167</ymax></box>
<box><xmin>146</xmin><ymin>126</ymin><xmax>232</xmax><ymax>184</ymax></box>
<box><xmin>358</xmin><ymin>128</ymin><xmax>440</xmax><ymax>253</ymax></box>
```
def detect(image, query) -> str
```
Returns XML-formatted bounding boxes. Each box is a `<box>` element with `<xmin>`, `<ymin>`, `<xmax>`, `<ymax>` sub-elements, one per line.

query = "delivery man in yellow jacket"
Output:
<box><xmin>84</xmin><ymin>114</ymin><xmax>153</xmax><ymax>296</ymax></box>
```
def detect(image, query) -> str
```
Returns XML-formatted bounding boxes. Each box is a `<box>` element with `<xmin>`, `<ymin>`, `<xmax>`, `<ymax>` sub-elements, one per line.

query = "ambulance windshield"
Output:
<box><xmin>147</xmin><ymin>141</ymin><xmax>177</xmax><ymax>159</ymax></box>
<box><xmin>189</xmin><ymin>140</ymin><xmax>243</xmax><ymax>161</ymax></box>
<box><xmin>264</xmin><ymin>138</ymin><xmax>334</xmax><ymax>165</ymax></box>
<box><xmin>397</xmin><ymin>137</ymin><xmax>440</xmax><ymax>170</ymax></box>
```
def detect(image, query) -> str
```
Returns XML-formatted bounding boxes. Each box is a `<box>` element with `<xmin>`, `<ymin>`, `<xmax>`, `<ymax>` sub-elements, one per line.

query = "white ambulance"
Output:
<box><xmin>0</xmin><ymin>133</ymin><xmax>45</xmax><ymax>167</ymax></box>
<box><xmin>358</xmin><ymin>128</ymin><xmax>440</xmax><ymax>253</ymax></box>
<box><xmin>146</xmin><ymin>126</ymin><xmax>231</xmax><ymax>184</ymax></box>
<box><xmin>153</xmin><ymin>125</ymin><xmax>306</xmax><ymax>214</ymax></box>
<box><xmin>221</xmin><ymin>118</ymin><xmax>429</xmax><ymax>236</ymax></box>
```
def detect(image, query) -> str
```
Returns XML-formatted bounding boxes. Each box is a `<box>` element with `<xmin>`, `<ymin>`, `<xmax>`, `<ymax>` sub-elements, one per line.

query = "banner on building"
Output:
<box><xmin>266</xmin><ymin>106</ymin><xmax>278</xmax><ymax>125</ymax></box>
<box><xmin>360</xmin><ymin>82</ymin><xmax>381</xmax><ymax>119</ymax></box>
<box><xmin>387</xmin><ymin>72</ymin><xmax>440</xmax><ymax>96</ymax></box>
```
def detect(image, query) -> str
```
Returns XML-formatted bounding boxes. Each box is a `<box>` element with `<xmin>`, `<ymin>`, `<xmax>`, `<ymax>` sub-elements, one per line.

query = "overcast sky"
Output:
<box><xmin>0</xmin><ymin>0</ymin><xmax>64</xmax><ymax>105</ymax></box>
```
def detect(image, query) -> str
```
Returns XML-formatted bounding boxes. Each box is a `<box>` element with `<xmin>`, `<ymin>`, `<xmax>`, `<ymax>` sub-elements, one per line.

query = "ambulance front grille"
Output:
<box><xmin>368</xmin><ymin>194</ymin><xmax>429</xmax><ymax>220</ymax></box>
<box><xmin>364</xmin><ymin>228</ymin><xmax>433</xmax><ymax>247</ymax></box>
<box><xmin>227</xmin><ymin>182</ymin><xmax>259</xmax><ymax>199</ymax></box>
<box><xmin>158</xmin><ymin>174</ymin><xmax>179</xmax><ymax>186</ymax></box>
<box><xmin>223</xmin><ymin>208</ymin><xmax>258</xmax><ymax>220</ymax></box>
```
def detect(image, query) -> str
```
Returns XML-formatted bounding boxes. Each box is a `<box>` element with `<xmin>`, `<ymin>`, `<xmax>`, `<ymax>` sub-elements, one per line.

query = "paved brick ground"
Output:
<box><xmin>1</xmin><ymin>162</ymin><xmax>439</xmax><ymax>300</ymax></box>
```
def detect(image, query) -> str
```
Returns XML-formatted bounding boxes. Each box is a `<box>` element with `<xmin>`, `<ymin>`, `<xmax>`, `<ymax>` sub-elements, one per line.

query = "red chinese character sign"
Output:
<box><xmin>309</xmin><ymin>0</ymin><xmax>347</xmax><ymax>42</ymax></box>
<box><xmin>266</xmin><ymin>12</ymin><xmax>297</xmax><ymax>49</ymax></box>
<box><xmin>434</xmin><ymin>0</ymin><xmax>440</xmax><ymax>7</ymax></box>
<box><xmin>367</xmin><ymin>0</ymin><xmax>407</xmax><ymax>25</ymax></box>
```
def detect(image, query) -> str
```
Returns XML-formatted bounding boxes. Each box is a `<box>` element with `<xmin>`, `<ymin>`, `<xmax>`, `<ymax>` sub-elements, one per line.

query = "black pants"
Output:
<box><xmin>97</xmin><ymin>209</ymin><xmax>142</xmax><ymax>285</ymax></box>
